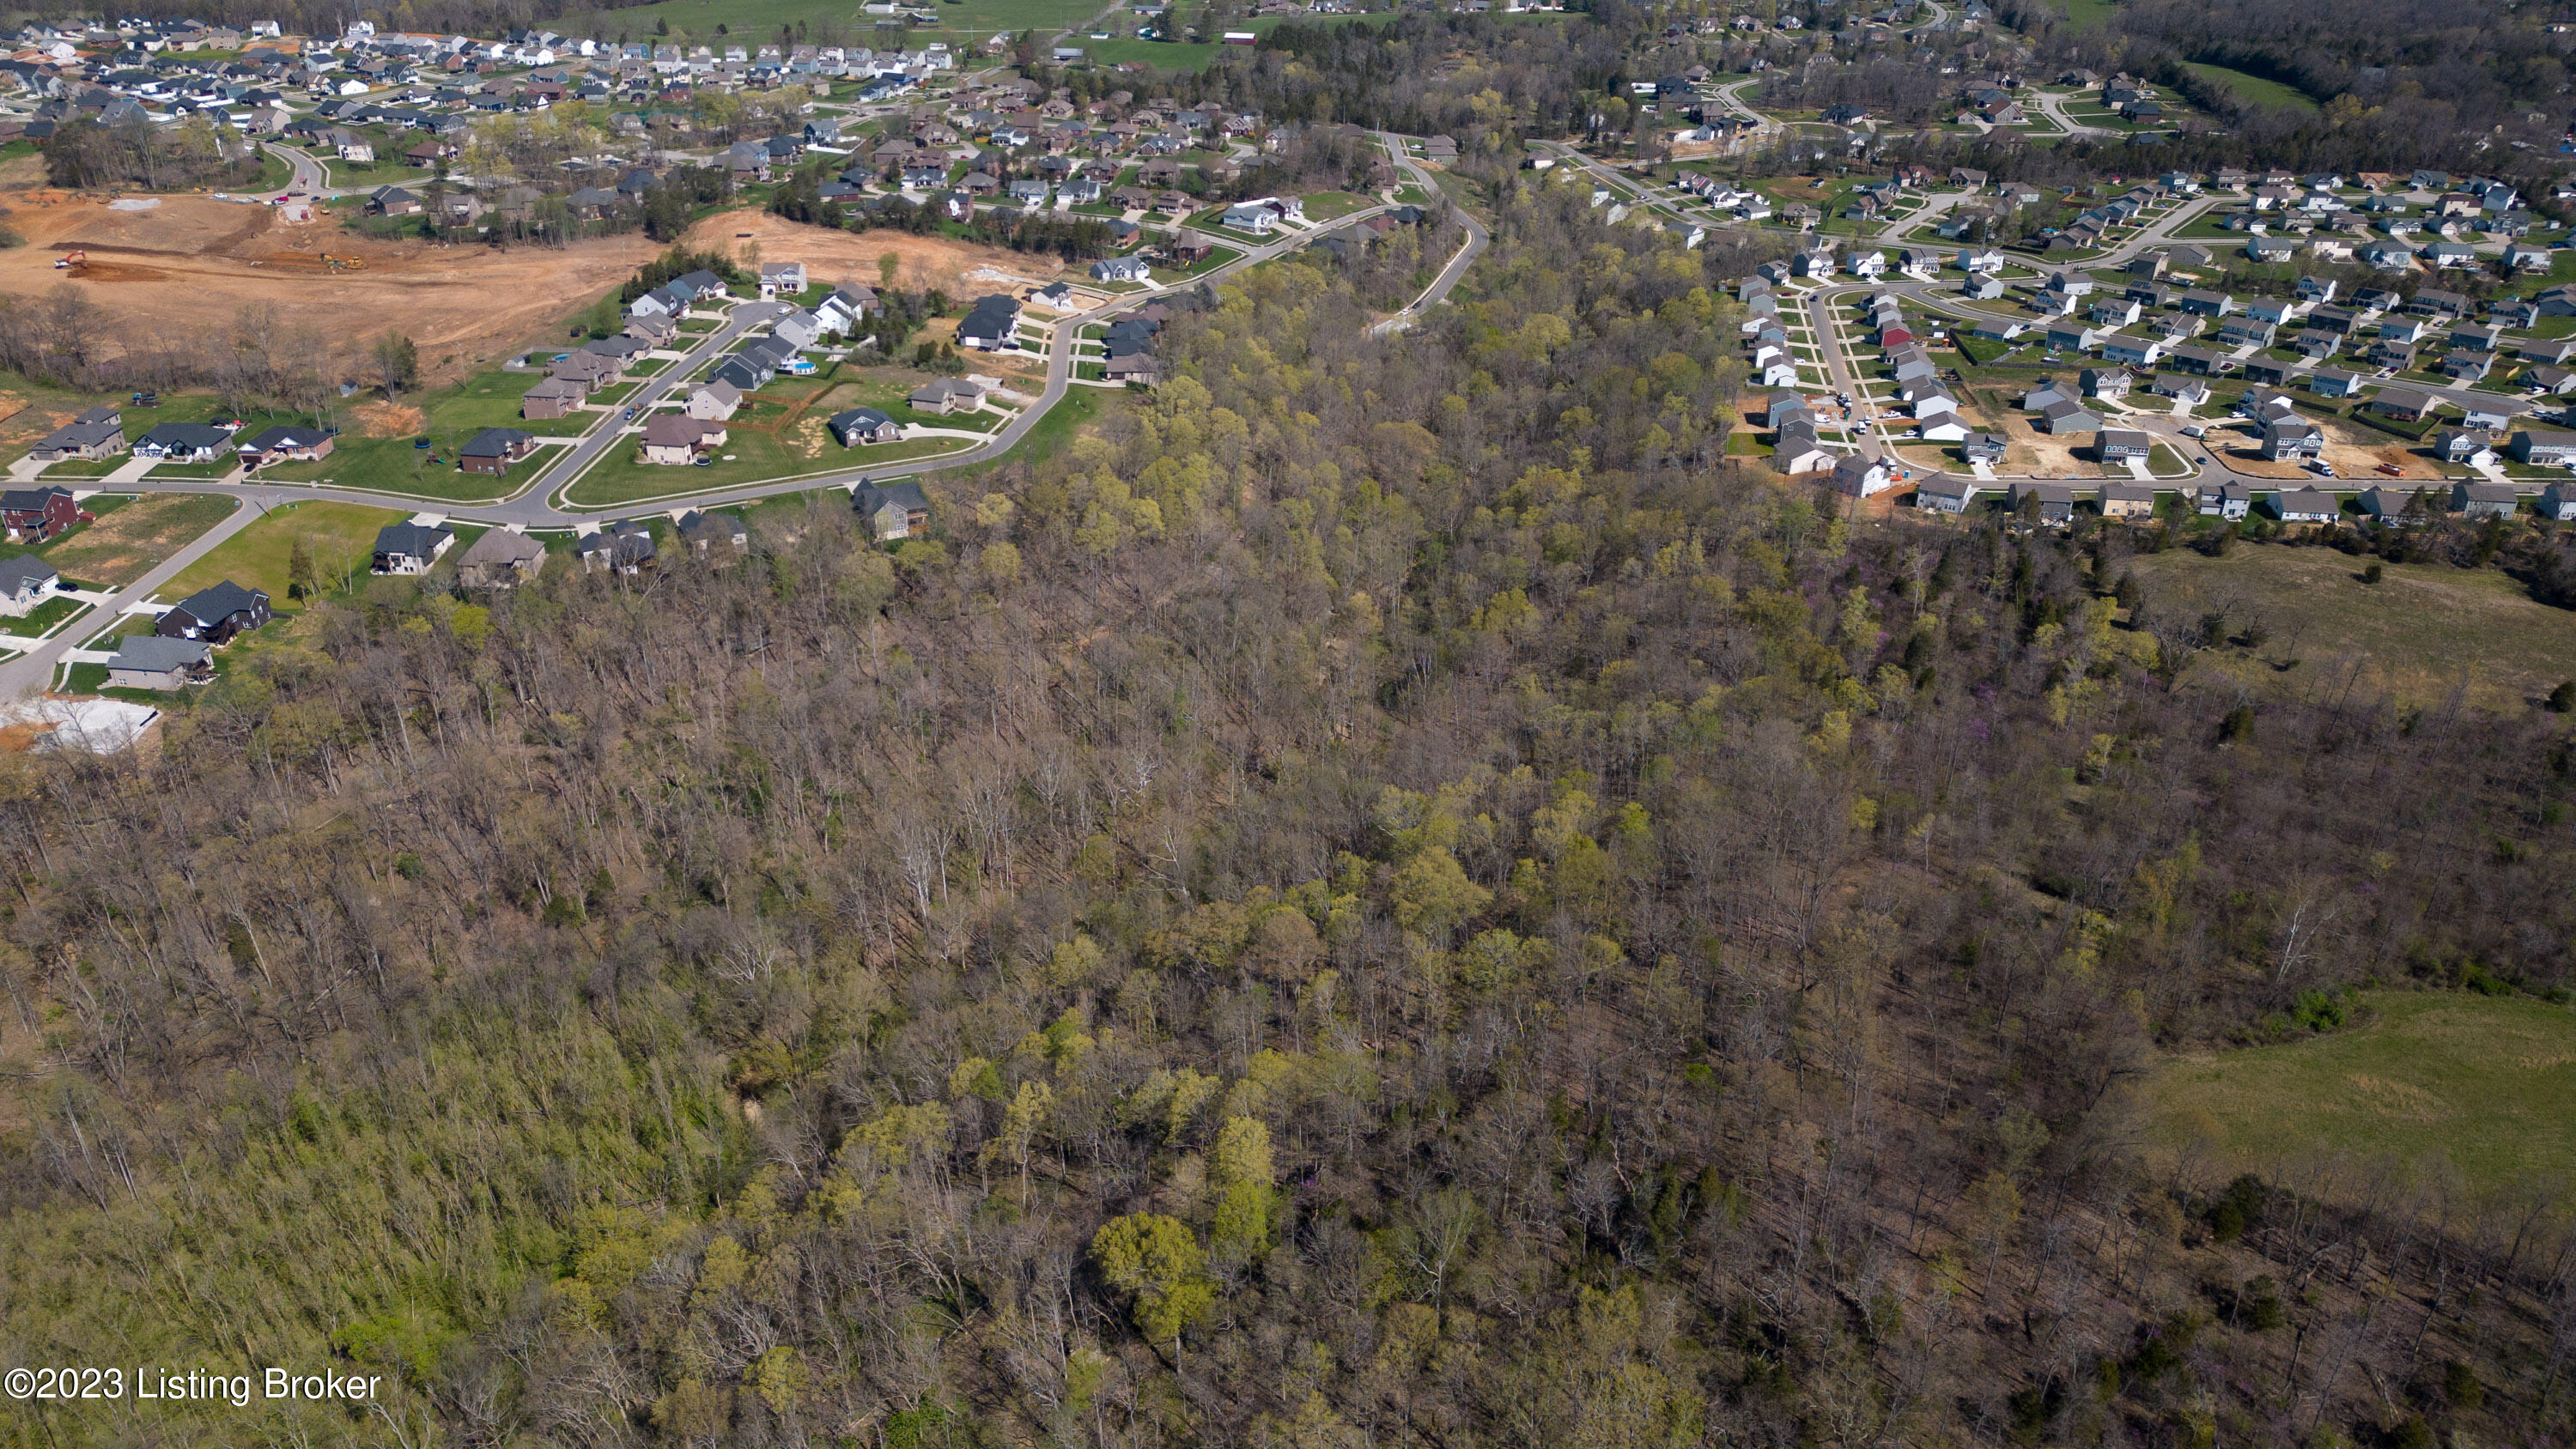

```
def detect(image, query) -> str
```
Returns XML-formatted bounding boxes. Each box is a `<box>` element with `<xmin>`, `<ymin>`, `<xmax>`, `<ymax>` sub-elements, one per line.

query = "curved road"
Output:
<box><xmin>1370</xmin><ymin>131</ymin><xmax>1489</xmax><ymax>335</ymax></box>
<box><xmin>258</xmin><ymin>141</ymin><xmax>336</xmax><ymax>199</ymax></box>
<box><xmin>3</xmin><ymin>134</ymin><xmax>1498</xmax><ymax>695</ymax></box>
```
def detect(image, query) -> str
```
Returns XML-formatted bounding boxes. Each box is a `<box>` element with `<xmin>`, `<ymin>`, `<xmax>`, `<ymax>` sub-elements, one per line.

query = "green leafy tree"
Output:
<box><xmin>369</xmin><ymin>331</ymin><xmax>419</xmax><ymax>399</ymax></box>
<box><xmin>1090</xmin><ymin>1213</ymin><xmax>1215</xmax><ymax>1353</ymax></box>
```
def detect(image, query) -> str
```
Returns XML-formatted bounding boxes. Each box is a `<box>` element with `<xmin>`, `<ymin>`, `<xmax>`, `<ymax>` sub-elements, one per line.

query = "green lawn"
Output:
<box><xmin>564</xmin><ymin>427</ymin><xmax>972</xmax><ymax>509</ymax></box>
<box><xmin>0</xmin><ymin>595</ymin><xmax>86</xmax><ymax>638</ymax></box>
<box><xmin>161</xmin><ymin>500</ymin><xmax>411</xmax><ymax>602</ymax></box>
<box><xmin>256</xmin><ymin>437</ymin><xmax>539</xmax><ymax>501</ymax></box>
<box><xmin>2184</xmin><ymin>62</ymin><xmax>2319</xmax><ymax>115</ymax></box>
<box><xmin>1298</xmin><ymin>190</ymin><xmax>1373</xmax><ymax>221</ymax></box>
<box><xmin>2151</xmin><ymin>992</ymin><xmax>2576</xmax><ymax>1199</ymax></box>
<box><xmin>423</xmin><ymin>371</ymin><xmax>600</xmax><ymax>438</ymax></box>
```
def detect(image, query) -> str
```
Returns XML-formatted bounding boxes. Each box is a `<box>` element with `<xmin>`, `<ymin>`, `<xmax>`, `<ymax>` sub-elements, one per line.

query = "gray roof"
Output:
<box><xmin>458</xmin><ymin>528</ymin><xmax>545</xmax><ymax>565</ymax></box>
<box><xmin>0</xmin><ymin>555</ymin><xmax>58</xmax><ymax>594</ymax></box>
<box><xmin>171</xmin><ymin>579</ymin><xmax>263</xmax><ymax>624</ymax></box>
<box><xmin>374</xmin><ymin>522</ymin><xmax>453</xmax><ymax>557</ymax></box>
<box><xmin>107</xmin><ymin>635</ymin><xmax>211</xmax><ymax>672</ymax></box>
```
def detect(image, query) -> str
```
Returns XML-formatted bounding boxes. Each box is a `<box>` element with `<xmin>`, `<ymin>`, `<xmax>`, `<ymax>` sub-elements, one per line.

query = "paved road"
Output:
<box><xmin>89</xmin><ymin>193</ymin><xmax>1440</xmax><ymax>535</ymax></box>
<box><xmin>1370</xmin><ymin>132</ymin><xmax>1489</xmax><ymax>335</ymax></box>
<box><xmin>531</xmin><ymin>300</ymin><xmax>791</xmax><ymax>504</ymax></box>
<box><xmin>0</xmin><ymin>494</ymin><xmax>265</xmax><ymax>697</ymax></box>
<box><xmin>2026</xmin><ymin>88</ymin><xmax>2117</xmax><ymax>140</ymax></box>
<box><xmin>258</xmin><ymin>142</ymin><xmax>334</xmax><ymax>200</ymax></box>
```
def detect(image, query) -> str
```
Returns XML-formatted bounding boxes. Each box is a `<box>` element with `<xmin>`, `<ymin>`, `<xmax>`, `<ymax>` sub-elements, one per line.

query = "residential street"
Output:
<box><xmin>0</xmin><ymin>494</ymin><xmax>262</xmax><ymax>698</ymax></box>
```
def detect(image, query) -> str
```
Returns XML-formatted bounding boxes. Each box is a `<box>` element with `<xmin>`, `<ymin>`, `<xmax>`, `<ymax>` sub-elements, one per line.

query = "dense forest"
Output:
<box><xmin>2</xmin><ymin>163</ymin><xmax>2576</xmax><ymax>1449</ymax></box>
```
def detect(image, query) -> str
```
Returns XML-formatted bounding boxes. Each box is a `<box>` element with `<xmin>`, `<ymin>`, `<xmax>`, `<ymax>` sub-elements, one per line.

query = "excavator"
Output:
<box><xmin>52</xmin><ymin>249</ymin><xmax>85</xmax><ymax>271</ymax></box>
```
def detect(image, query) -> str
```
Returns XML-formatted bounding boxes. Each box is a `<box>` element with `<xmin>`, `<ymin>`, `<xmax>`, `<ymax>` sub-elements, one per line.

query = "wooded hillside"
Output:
<box><xmin>3</xmin><ymin>185</ymin><xmax>2575</xmax><ymax>1449</ymax></box>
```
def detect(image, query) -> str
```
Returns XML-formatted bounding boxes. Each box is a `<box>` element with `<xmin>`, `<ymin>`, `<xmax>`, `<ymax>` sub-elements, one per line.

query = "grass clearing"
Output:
<box><xmin>2148</xmin><ymin>992</ymin><xmax>2576</xmax><ymax>1200</ymax></box>
<box><xmin>2184</xmin><ymin>62</ymin><xmax>2319</xmax><ymax>115</ymax></box>
<box><xmin>161</xmin><ymin>500</ymin><xmax>410</xmax><ymax>603</ymax></box>
<box><xmin>2124</xmin><ymin>544</ymin><xmax>2576</xmax><ymax>712</ymax></box>
<box><xmin>39</xmin><ymin>494</ymin><xmax>237</xmax><ymax>587</ymax></box>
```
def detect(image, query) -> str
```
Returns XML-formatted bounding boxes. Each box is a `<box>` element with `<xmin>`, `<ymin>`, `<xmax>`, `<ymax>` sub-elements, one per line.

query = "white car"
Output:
<box><xmin>2181</xmin><ymin>425</ymin><xmax>2205</xmax><ymax>438</ymax></box>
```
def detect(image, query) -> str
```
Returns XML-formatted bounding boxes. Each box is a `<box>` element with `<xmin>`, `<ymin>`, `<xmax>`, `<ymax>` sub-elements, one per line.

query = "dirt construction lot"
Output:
<box><xmin>0</xmin><ymin>191</ymin><xmax>666</xmax><ymax>382</ymax></box>
<box><xmin>682</xmin><ymin>211</ymin><xmax>1065</xmax><ymax>296</ymax></box>
<box><xmin>0</xmin><ymin>195</ymin><xmax>1073</xmax><ymax>385</ymax></box>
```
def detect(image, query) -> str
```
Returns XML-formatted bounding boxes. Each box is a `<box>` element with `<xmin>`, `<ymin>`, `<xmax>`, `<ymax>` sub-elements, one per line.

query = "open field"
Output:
<box><xmin>2184</xmin><ymin>62</ymin><xmax>2319</xmax><ymax>114</ymax></box>
<box><xmin>0</xmin><ymin>191</ymin><xmax>663</xmax><ymax>385</ymax></box>
<box><xmin>161</xmin><ymin>500</ymin><xmax>408</xmax><ymax>602</ymax></box>
<box><xmin>38</xmin><ymin>493</ymin><xmax>237</xmax><ymax>586</ymax></box>
<box><xmin>2148</xmin><ymin>992</ymin><xmax>2576</xmax><ymax>1201</ymax></box>
<box><xmin>2125</xmin><ymin>546</ymin><xmax>2576</xmax><ymax>712</ymax></box>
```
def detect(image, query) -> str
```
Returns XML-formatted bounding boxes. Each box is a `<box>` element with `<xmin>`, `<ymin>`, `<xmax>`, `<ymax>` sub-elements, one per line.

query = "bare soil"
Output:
<box><xmin>683</xmin><ymin>212</ymin><xmax>1065</xmax><ymax>297</ymax></box>
<box><xmin>354</xmin><ymin>401</ymin><xmax>427</xmax><ymax>438</ymax></box>
<box><xmin>0</xmin><ymin>191</ymin><xmax>664</xmax><ymax>385</ymax></box>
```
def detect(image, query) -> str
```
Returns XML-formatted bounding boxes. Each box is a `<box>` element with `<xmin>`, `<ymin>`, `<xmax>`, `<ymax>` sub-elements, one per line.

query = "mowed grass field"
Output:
<box><xmin>162</xmin><ymin>500</ymin><xmax>410</xmax><ymax>603</ymax></box>
<box><xmin>2125</xmin><ymin>546</ymin><xmax>2576</xmax><ymax>712</ymax></box>
<box><xmin>2150</xmin><ymin>993</ymin><xmax>2576</xmax><ymax>1197</ymax></box>
<box><xmin>2184</xmin><ymin>62</ymin><xmax>2319</xmax><ymax>114</ymax></box>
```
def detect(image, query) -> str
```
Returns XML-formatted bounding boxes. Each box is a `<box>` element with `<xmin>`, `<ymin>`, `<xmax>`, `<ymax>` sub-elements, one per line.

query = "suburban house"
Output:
<box><xmin>2270</xmin><ymin>488</ymin><xmax>2340</xmax><ymax>523</ymax></box>
<box><xmin>2097</xmin><ymin>428</ymin><xmax>2154</xmax><ymax>462</ymax></box>
<box><xmin>677</xmin><ymin>509</ymin><xmax>750</xmax><ymax>554</ymax></box>
<box><xmin>1915</xmin><ymin>476</ymin><xmax>1978</xmax><ymax>513</ymax></box>
<box><xmin>454</xmin><ymin>528</ymin><xmax>547</xmax><ymax>587</ymax></box>
<box><xmin>237</xmin><ymin>425</ymin><xmax>334</xmax><ymax>467</ymax></box>
<box><xmin>576</xmin><ymin>520</ymin><xmax>658</xmax><ymax>573</ymax></box>
<box><xmin>2539</xmin><ymin>482</ymin><xmax>2576</xmax><ymax>521</ymax></box>
<box><xmin>685</xmin><ymin>381</ymin><xmax>743</xmax><ymax>421</ymax></box>
<box><xmin>2260</xmin><ymin>419</ymin><xmax>2324</xmax><ymax>459</ymax></box>
<box><xmin>104</xmin><ymin>635</ymin><xmax>215</xmax><ymax>690</ymax></box>
<box><xmin>2511</xmin><ymin>429</ymin><xmax>2576</xmax><ymax>465</ymax></box>
<box><xmin>908</xmin><ymin>378</ymin><xmax>986</xmax><ymax>415</ymax></box>
<box><xmin>758</xmin><ymin>261</ymin><xmax>808</xmax><ymax>297</ymax></box>
<box><xmin>131</xmin><ymin>421</ymin><xmax>236</xmax><ymax>463</ymax></box>
<box><xmin>0</xmin><ymin>556</ymin><xmax>58</xmax><ymax>616</ymax></box>
<box><xmin>828</xmin><ymin>408</ymin><xmax>905</xmax><ymax>446</ymax></box>
<box><xmin>1830</xmin><ymin>452</ymin><xmax>1893</xmax><ymax>497</ymax></box>
<box><xmin>638</xmin><ymin>415</ymin><xmax>726</xmax><ymax>465</ymax></box>
<box><xmin>2010</xmin><ymin>482</ymin><xmax>2076</xmax><ymax>527</ymax></box>
<box><xmin>956</xmin><ymin>294</ymin><xmax>1022</xmax><ymax>350</ymax></box>
<box><xmin>28</xmin><ymin>409</ymin><xmax>125</xmax><ymax>464</ymax></box>
<box><xmin>854</xmin><ymin>480</ymin><xmax>932</xmax><ymax>540</ymax></box>
<box><xmin>520</xmin><ymin>377</ymin><xmax>587</xmax><ymax>419</ymax></box>
<box><xmin>1091</xmin><ymin>257</ymin><xmax>1151</xmax><ymax>283</ymax></box>
<box><xmin>0</xmin><ymin>487</ymin><xmax>82</xmax><ymax>543</ymax></box>
<box><xmin>372</xmin><ymin>521</ymin><xmax>455</xmax><ymax>574</ymax></box>
<box><xmin>459</xmin><ymin>428</ymin><xmax>539</xmax><ymax>476</ymax></box>
<box><xmin>2452</xmin><ymin>482</ymin><xmax>2520</xmax><ymax>518</ymax></box>
<box><xmin>156</xmin><ymin>580</ymin><xmax>270</xmax><ymax>644</ymax></box>
<box><xmin>2197</xmin><ymin>482</ymin><xmax>2252</xmax><ymax>519</ymax></box>
<box><xmin>2372</xmin><ymin>388</ymin><xmax>2441</xmax><ymax>423</ymax></box>
<box><xmin>2098</xmin><ymin>482</ymin><xmax>2156</xmax><ymax>518</ymax></box>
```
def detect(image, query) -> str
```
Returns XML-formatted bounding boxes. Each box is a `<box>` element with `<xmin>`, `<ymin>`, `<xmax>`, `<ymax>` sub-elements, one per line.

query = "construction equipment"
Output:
<box><xmin>53</xmin><ymin>249</ymin><xmax>84</xmax><ymax>270</ymax></box>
